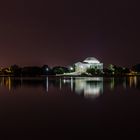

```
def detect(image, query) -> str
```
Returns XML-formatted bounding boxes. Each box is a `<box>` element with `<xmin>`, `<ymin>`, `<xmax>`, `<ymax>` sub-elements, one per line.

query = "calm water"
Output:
<box><xmin>0</xmin><ymin>76</ymin><xmax>140</xmax><ymax>139</ymax></box>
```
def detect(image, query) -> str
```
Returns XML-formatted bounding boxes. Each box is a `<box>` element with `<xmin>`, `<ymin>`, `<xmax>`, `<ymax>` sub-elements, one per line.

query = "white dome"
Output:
<box><xmin>83</xmin><ymin>57</ymin><xmax>100</xmax><ymax>64</ymax></box>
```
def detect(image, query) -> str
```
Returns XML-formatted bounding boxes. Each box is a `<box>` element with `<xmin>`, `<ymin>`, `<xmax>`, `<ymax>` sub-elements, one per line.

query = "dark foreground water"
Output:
<box><xmin>0</xmin><ymin>76</ymin><xmax>140</xmax><ymax>139</ymax></box>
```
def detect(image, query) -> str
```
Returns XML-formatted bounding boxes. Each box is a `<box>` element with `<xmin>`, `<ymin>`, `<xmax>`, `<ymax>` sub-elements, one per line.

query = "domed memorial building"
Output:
<box><xmin>74</xmin><ymin>57</ymin><xmax>103</xmax><ymax>73</ymax></box>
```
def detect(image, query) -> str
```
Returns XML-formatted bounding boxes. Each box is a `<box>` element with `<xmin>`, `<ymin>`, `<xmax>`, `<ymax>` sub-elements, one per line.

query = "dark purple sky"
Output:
<box><xmin>0</xmin><ymin>0</ymin><xmax>139</xmax><ymax>67</ymax></box>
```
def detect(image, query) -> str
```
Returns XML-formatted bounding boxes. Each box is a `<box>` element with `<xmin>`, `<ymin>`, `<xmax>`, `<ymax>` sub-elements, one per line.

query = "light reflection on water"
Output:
<box><xmin>74</xmin><ymin>77</ymin><xmax>103</xmax><ymax>98</ymax></box>
<box><xmin>0</xmin><ymin>76</ymin><xmax>140</xmax><ymax>99</ymax></box>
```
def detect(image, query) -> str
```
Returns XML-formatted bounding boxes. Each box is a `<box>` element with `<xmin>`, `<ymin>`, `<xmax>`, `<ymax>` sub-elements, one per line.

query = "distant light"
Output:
<box><xmin>46</xmin><ymin>68</ymin><xmax>49</xmax><ymax>71</ymax></box>
<box><xmin>70</xmin><ymin>67</ymin><xmax>73</xmax><ymax>70</ymax></box>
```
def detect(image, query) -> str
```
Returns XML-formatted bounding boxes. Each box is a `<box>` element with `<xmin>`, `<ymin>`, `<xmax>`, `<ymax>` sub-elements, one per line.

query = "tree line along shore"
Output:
<box><xmin>0</xmin><ymin>64</ymin><xmax>140</xmax><ymax>77</ymax></box>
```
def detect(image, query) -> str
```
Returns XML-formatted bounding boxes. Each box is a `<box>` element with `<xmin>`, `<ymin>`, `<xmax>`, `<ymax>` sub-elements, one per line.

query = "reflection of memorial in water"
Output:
<box><xmin>74</xmin><ymin>77</ymin><xmax>103</xmax><ymax>98</ymax></box>
<box><xmin>1</xmin><ymin>76</ymin><xmax>139</xmax><ymax>95</ymax></box>
<box><xmin>54</xmin><ymin>77</ymin><xmax>103</xmax><ymax>99</ymax></box>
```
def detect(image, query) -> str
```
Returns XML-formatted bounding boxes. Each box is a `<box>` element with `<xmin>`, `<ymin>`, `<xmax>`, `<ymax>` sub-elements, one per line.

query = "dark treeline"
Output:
<box><xmin>0</xmin><ymin>63</ymin><xmax>140</xmax><ymax>76</ymax></box>
<box><xmin>0</xmin><ymin>65</ymin><xmax>70</xmax><ymax>76</ymax></box>
<box><xmin>103</xmin><ymin>64</ymin><xmax>140</xmax><ymax>76</ymax></box>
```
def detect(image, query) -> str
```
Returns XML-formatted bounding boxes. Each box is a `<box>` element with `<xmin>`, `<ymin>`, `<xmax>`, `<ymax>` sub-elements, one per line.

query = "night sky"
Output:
<box><xmin>0</xmin><ymin>0</ymin><xmax>139</xmax><ymax>67</ymax></box>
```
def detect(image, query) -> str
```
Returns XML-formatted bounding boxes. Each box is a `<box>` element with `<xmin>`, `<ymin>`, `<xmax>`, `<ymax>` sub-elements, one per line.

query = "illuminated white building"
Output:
<box><xmin>74</xmin><ymin>57</ymin><xmax>103</xmax><ymax>73</ymax></box>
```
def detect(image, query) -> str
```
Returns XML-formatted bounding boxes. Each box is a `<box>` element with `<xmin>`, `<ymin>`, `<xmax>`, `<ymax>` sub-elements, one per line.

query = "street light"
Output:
<box><xmin>46</xmin><ymin>68</ymin><xmax>49</xmax><ymax>71</ymax></box>
<box><xmin>70</xmin><ymin>67</ymin><xmax>73</xmax><ymax>71</ymax></box>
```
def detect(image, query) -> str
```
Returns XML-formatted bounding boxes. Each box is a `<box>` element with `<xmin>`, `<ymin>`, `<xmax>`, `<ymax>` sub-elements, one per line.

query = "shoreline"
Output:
<box><xmin>0</xmin><ymin>74</ymin><xmax>140</xmax><ymax>78</ymax></box>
